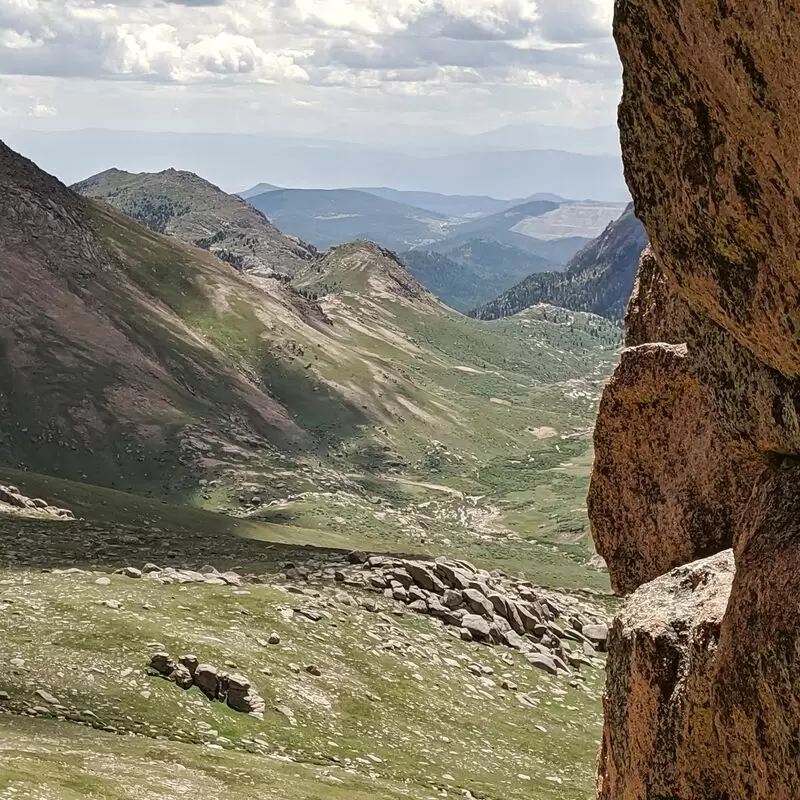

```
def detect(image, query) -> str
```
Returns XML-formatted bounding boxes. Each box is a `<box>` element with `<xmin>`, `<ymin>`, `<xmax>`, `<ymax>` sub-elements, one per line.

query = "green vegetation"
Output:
<box><xmin>401</xmin><ymin>240</ymin><xmax>556</xmax><ymax>312</ymax></box>
<box><xmin>2</xmin><ymin>143</ymin><xmax>620</xmax><ymax>800</ymax></box>
<box><xmin>0</xmin><ymin>564</ymin><xmax>605</xmax><ymax>800</ymax></box>
<box><xmin>73</xmin><ymin>167</ymin><xmax>314</xmax><ymax>276</ymax></box>
<box><xmin>247</xmin><ymin>187</ymin><xmax>449</xmax><ymax>251</ymax></box>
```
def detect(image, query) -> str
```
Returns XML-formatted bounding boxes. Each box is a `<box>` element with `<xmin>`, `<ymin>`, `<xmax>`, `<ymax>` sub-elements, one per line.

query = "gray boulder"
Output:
<box><xmin>194</xmin><ymin>664</ymin><xmax>221</xmax><ymax>699</ymax></box>
<box><xmin>461</xmin><ymin>614</ymin><xmax>492</xmax><ymax>641</ymax></box>
<box><xmin>583</xmin><ymin>624</ymin><xmax>609</xmax><ymax>652</ymax></box>
<box><xmin>226</xmin><ymin>674</ymin><xmax>265</xmax><ymax>718</ymax></box>
<box><xmin>405</xmin><ymin>562</ymin><xmax>446</xmax><ymax>594</ymax></box>
<box><xmin>442</xmin><ymin>589</ymin><xmax>464</xmax><ymax>609</ymax></box>
<box><xmin>527</xmin><ymin>653</ymin><xmax>559</xmax><ymax>676</ymax></box>
<box><xmin>462</xmin><ymin>588</ymin><xmax>494</xmax><ymax>618</ymax></box>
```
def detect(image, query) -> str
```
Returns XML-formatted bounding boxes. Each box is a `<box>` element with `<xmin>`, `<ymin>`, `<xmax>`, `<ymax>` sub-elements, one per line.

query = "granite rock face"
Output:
<box><xmin>592</xmin><ymin>1</ymin><xmax>800</xmax><ymax>797</ymax></box>
<box><xmin>616</xmin><ymin>0</ymin><xmax>800</xmax><ymax>377</ymax></box>
<box><xmin>598</xmin><ymin>551</ymin><xmax>735</xmax><ymax>800</ymax></box>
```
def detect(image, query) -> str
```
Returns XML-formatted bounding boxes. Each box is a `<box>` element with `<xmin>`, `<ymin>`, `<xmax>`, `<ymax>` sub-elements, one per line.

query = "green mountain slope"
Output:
<box><xmin>472</xmin><ymin>204</ymin><xmax>647</xmax><ymax>321</ymax></box>
<box><xmin>0</xmin><ymin>140</ymin><xmax>621</xmax><ymax>798</ymax></box>
<box><xmin>73</xmin><ymin>168</ymin><xmax>315</xmax><ymax>276</ymax></box>
<box><xmin>4</xmin><ymin>140</ymin><xmax>621</xmax><ymax>514</ymax></box>
<box><xmin>247</xmin><ymin>188</ymin><xmax>449</xmax><ymax>251</ymax></box>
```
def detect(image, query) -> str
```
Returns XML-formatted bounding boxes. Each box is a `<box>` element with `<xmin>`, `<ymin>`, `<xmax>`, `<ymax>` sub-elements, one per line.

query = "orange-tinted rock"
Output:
<box><xmin>711</xmin><ymin>459</ymin><xmax>800</xmax><ymax>799</ymax></box>
<box><xmin>589</xmin><ymin>249</ymin><xmax>800</xmax><ymax>592</ymax></box>
<box><xmin>616</xmin><ymin>0</ymin><xmax>800</xmax><ymax>377</ymax></box>
<box><xmin>588</xmin><ymin>336</ymin><xmax>753</xmax><ymax>594</ymax></box>
<box><xmin>598</xmin><ymin>550</ymin><xmax>734</xmax><ymax>800</ymax></box>
<box><xmin>594</xmin><ymin>0</ymin><xmax>800</xmax><ymax>797</ymax></box>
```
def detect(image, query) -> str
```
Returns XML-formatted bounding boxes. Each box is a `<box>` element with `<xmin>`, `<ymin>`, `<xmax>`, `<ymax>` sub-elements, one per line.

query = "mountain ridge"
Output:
<box><xmin>73</xmin><ymin>167</ymin><xmax>316</xmax><ymax>276</ymax></box>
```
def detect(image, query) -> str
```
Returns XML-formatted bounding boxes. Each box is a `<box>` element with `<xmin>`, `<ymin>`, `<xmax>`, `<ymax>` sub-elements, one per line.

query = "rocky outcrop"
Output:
<box><xmin>616</xmin><ymin>0</ymin><xmax>800</xmax><ymax>378</ymax></box>
<box><xmin>591</xmin><ymin>1</ymin><xmax>800</xmax><ymax>797</ymax></box>
<box><xmin>0</xmin><ymin>484</ymin><xmax>74</xmax><ymax>520</ymax></box>
<box><xmin>597</xmin><ymin>551</ymin><xmax>734</xmax><ymax>799</ymax></box>
<box><xmin>330</xmin><ymin>553</ymin><xmax>608</xmax><ymax>672</ymax></box>
<box><xmin>148</xmin><ymin>652</ymin><xmax>266</xmax><ymax>719</ymax></box>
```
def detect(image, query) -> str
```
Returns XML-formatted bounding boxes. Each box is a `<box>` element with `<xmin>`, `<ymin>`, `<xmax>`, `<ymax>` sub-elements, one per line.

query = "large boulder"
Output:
<box><xmin>711</xmin><ymin>461</ymin><xmax>800</xmax><ymax>797</ymax></box>
<box><xmin>589</xmin><ymin>249</ymin><xmax>798</xmax><ymax>593</ymax></box>
<box><xmin>616</xmin><ymin>0</ymin><xmax>800</xmax><ymax>378</ymax></box>
<box><xmin>598</xmin><ymin>551</ymin><xmax>734</xmax><ymax>800</ymax></box>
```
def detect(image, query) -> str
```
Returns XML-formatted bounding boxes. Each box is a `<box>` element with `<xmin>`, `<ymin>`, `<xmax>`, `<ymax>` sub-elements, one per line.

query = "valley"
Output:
<box><xmin>0</xmin><ymin>138</ymin><xmax>621</xmax><ymax>799</ymax></box>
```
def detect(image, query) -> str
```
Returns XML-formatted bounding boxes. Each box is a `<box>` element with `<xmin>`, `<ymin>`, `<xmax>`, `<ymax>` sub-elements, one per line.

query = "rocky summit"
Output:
<box><xmin>591</xmin><ymin>1</ymin><xmax>800</xmax><ymax>798</ymax></box>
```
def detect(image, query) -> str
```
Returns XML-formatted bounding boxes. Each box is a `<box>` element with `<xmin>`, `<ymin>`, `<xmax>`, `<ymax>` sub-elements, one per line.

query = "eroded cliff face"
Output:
<box><xmin>591</xmin><ymin>0</ymin><xmax>800</xmax><ymax>797</ymax></box>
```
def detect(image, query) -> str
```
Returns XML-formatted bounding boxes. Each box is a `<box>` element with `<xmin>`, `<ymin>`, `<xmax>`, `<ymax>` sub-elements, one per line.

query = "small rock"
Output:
<box><xmin>461</xmin><ymin>613</ymin><xmax>492</xmax><ymax>641</ymax></box>
<box><xmin>35</xmin><ymin>689</ymin><xmax>60</xmax><ymax>705</ymax></box>
<box><xmin>121</xmin><ymin>567</ymin><xmax>142</xmax><ymax>579</ymax></box>
<box><xmin>268</xmin><ymin>632</ymin><xmax>281</xmax><ymax>645</ymax></box>
<box><xmin>527</xmin><ymin>653</ymin><xmax>559</xmax><ymax>676</ymax></box>
<box><xmin>194</xmin><ymin>664</ymin><xmax>220</xmax><ymax>699</ymax></box>
<box><xmin>305</xmin><ymin>664</ymin><xmax>322</xmax><ymax>676</ymax></box>
<box><xmin>582</xmin><ymin>623</ymin><xmax>609</xmax><ymax>652</ymax></box>
<box><xmin>171</xmin><ymin>664</ymin><xmax>194</xmax><ymax>690</ymax></box>
<box><xmin>149</xmin><ymin>653</ymin><xmax>175</xmax><ymax>676</ymax></box>
<box><xmin>94</xmin><ymin>577</ymin><xmax>111</xmax><ymax>586</ymax></box>
<box><xmin>179</xmin><ymin>655</ymin><xmax>199</xmax><ymax>675</ymax></box>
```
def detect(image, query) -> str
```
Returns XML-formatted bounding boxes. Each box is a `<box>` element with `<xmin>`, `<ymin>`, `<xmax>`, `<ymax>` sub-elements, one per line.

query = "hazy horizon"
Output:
<box><xmin>3</xmin><ymin>125</ymin><xmax>627</xmax><ymax>202</ymax></box>
<box><xmin>0</xmin><ymin>1</ymin><xmax>623</xmax><ymax>198</ymax></box>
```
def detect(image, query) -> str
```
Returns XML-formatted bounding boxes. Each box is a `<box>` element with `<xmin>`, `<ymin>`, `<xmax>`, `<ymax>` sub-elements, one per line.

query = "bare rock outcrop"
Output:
<box><xmin>711</xmin><ymin>460</ymin><xmax>800</xmax><ymax>798</ymax></box>
<box><xmin>591</xmin><ymin>1</ymin><xmax>800</xmax><ymax>797</ymax></box>
<box><xmin>597</xmin><ymin>551</ymin><xmax>734</xmax><ymax>800</ymax></box>
<box><xmin>615</xmin><ymin>0</ymin><xmax>800</xmax><ymax>378</ymax></box>
<box><xmin>589</xmin><ymin>249</ymin><xmax>800</xmax><ymax>593</ymax></box>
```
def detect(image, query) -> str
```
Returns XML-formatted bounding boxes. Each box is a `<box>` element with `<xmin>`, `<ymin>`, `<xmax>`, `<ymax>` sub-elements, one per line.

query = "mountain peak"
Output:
<box><xmin>72</xmin><ymin>167</ymin><xmax>316</xmax><ymax>275</ymax></box>
<box><xmin>298</xmin><ymin>239</ymin><xmax>433</xmax><ymax>302</ymax></box>
<box><xmin>1</xmin><ymin>139</ymin><xmax>107</xmax><ymax>280</ymax></box>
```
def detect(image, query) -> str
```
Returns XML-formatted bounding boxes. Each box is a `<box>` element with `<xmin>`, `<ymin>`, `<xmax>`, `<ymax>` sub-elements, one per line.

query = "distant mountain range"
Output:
<box><xmin>238</xmin><ymin>182</ymin><xmax>282</xmax><ymax>199</ymax></box>
<box><xmin>246</xmin><ymin>187</ymin><xmax>448</xmax><ymax>252</ymax></box>
<box><xmin>73</xmin><ymin>168</ymin><xmax>315</xmax><ymax>276</ymax></box>
<box><xmin>6</xmin><ymin>129</ymin><xmax>629</xmax><ymax>201</ymax></box>
<box><xmin>242</xmin><ymin>184</ymin><xmax>625</xmax><ymax>273</ymax></box>
<box><xmin>71</xmin><ymin>164</ymin><xmax>642</xmax><ymax>320</ymax></box>
<box><xmin>471</xmin><ymin>204</ymin><xmax>648</xmax><ymax>321</ymax></box>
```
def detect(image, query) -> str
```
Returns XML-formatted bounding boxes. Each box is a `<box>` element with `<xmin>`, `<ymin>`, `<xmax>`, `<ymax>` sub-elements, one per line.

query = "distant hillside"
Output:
<box><xmin>413</xmin><ymin>198</ymin><xmax>628</xmax><ymax>268</ymax></box>
<box><xmin>4</xmin><ymin>139</ymin><xmax>622</xmax><ymax>499</ymax></box>
<box><xmin>247</xmin><ymin>188</ymin><xmax>449</xmax><ymax>251</ymax></box>
<box><xmin>73</xmin><ymin>169</ymin><xmax>314</xmax><ymax>276</ymax></box>
<box><xmin>471</xmin><ymin>204</ymin><xmax>647</xmax><ymax>321</ymax></box>
<box><xmin>354</xmin><ymin>187</ymin><xmax>513</xmax><ymax>218</ymax></box>
<box><xmin>400</xmin><ymin>251</ymin><xmax>495</xmax><ymax>312</ymax></box>
<box><xmin>402</xmin><ymin>239</ymin><xmax>557</xmax><ymax>312</ymax></box>
<box><xmin>238</xmin><ymin>182</ymin><xmax>281</xmax><ymax>199</ymax></box>
<box><xmin>441</xmin><ymin>199</ymin><xmax>628</xmax><ymax>246</ymax></box>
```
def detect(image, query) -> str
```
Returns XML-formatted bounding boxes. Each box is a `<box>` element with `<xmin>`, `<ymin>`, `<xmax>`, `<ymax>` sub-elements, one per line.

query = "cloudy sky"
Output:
<box><xmin>0</xmin><ymin>0</ymin><xmax>621</xmax><ymax>142</ymax></box>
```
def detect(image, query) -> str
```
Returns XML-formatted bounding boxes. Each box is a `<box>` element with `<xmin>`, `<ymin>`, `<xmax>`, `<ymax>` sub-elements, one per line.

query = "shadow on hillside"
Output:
<box><xmin>0</xmin><ymin>509</ymin><xmax>425</xmax><ymax>575</ymax></box>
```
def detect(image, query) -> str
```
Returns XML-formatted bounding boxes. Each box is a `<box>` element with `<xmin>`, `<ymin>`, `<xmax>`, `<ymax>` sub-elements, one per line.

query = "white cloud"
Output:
<box><xmin>0</xmin><ymin>0</ymin><xmax>621</xmax><ymax>135</ymax></box>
